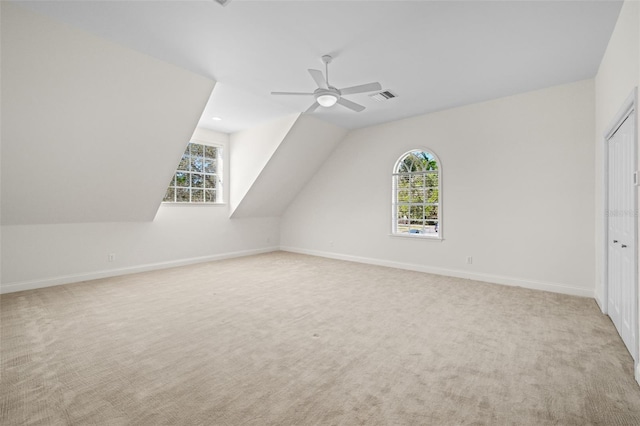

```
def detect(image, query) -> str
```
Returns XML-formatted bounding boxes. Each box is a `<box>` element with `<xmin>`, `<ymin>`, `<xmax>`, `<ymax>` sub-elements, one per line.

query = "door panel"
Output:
<box><xmin>607</xmin><ymin>112</ymin><xmax>637</xmax><ymax>361</ymax></box>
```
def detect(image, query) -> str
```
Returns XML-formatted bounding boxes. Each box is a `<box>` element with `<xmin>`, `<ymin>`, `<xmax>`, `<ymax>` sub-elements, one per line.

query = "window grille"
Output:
<box><xmin>392</xmin><ymin>150</ymin><xmax>440</xmax><ymax>237</ymax></box>
<box><xmin>163</xmin><ymin>142</ymin><xmax>222</xmax><ymax>203</ymax></box>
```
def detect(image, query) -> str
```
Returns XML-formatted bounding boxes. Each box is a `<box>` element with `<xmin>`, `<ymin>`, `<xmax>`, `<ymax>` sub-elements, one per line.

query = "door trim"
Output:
<box><xmin>602</xmin><ymin>87</ymin><xmax>638</xmax><ymax>368</ymax></box>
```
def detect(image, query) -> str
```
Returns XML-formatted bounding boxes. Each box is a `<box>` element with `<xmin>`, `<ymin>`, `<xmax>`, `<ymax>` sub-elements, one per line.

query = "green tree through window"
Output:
<box><xmin>163</xmin><ymin>142</ymin><xmax>222</xmax><ymax>203</ymax></box>
<box><xmin>392</xmin><ymin>150</ymin><xmax>440</xmax><ymax>237</ymax></box>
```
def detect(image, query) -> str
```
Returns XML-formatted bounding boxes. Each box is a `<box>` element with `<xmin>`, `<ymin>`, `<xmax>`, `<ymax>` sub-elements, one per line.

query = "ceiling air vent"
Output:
<box><xmin>213</xmin><ymin>0</ymin><xmax>232</xmax><ymax>6</ymax></box>
<box><xmin>369</xmin><ymin>90</ymin><xmax>397</xmax><ymax>102</ymax></box>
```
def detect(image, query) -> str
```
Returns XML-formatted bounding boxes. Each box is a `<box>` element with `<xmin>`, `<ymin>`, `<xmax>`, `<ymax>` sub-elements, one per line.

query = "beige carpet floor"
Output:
<box><xmin>2</xmin><ymin>251</ymin><xmax>640</xmax><ymax>425</ymax></box>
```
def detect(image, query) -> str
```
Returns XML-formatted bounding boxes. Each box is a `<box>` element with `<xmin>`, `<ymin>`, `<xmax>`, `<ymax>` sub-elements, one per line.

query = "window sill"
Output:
<box><xmin>389</xmin><ymin>233</ymin><xmax>443</xmax><ymax>241</ymax></box>
<box><xmin>161</xmin><ymin>202</ymin><xmax>227</xmax><ymax>206</ymax></box>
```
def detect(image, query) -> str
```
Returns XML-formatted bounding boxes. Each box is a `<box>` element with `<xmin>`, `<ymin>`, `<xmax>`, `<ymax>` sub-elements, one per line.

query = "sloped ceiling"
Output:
<box><xmin>1</xmin><ymin>3</ymin><xmax>215</xmax><ymax>225</ymax></box>
<box><xmin>1</xmin><ymin>1</ymin><xmax>625</xmax><ymax>225</ymax></box>
<box><xmin>12</xmin><ymin>0</ymin><xmax>623</xmax><ymax>133</ymax></box>
<box><xmin>229</xmin><ymin>114</ymin><xmax>300</xmax><ymax>214</ymax></box>
<box><xmin>230</xmin><ymin>115</ymin><xmax>348</xmax><ymax>218</ymax></box>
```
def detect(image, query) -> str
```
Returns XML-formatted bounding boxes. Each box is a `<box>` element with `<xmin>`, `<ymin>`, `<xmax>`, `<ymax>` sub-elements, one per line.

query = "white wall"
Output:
<box><xmin>1</xmin><ymin>129</ymin><xmax>280</xmax><ymax>293</ymax></box>
<box><xmin>1</xmin><ymin>2</ymin><xmax>215</xmax><ymax>225</ymax></box>
<box><xmin>593</xmin><ymin>0</ymin><xmax>640</xmax><ymax>382</ymax></box>
<box><xmin>232</xmin><ymin>115</ymin><xmax>348</xmax><ymax>218</ymax></box>
<box><xmin>594</xmin><ymin>0</ymin><xmax>639</xmax><ymax>309</ymax></box>
<box><xmin>229</xmin><ymin>114</ymin><xmax>299</xmax><ymax>213</ymax></box>
<box><xmin>281</xmin><ymin>80</ymin><xmax>595</xmax><ymax>297</ymax></box>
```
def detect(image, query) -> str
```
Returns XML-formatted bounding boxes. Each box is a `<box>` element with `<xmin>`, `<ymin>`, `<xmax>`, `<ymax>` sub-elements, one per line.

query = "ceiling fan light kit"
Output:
<box><xmin>316</xmin><ymin>93</ymin><xmax>338</xmax><ymax>107</ymax></box>
<box><xmin>271</xmin><ymin>55</ymin><xmax>382</xmax><ymax>113</ymax></box>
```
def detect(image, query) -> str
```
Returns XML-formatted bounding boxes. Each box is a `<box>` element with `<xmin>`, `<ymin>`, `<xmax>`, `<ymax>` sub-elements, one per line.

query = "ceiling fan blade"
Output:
<box><xmin>337</xmin><ymin>97</ymin><xmax>365</xmax><ymax>112</ymax></box>
<box><xmin>305</xmin><ymin>102</ymin><xmax>320</xmax><ymax>114</ymax></box>
<box><xmin>308</xmin><ymin>69</ymin><xmax>327</xmax><ymax>89</ymax></box>
<box><xmin>271</xmin><ymin>91</ymin><xmax>314</xmax><ymax>96</ymax></box>
<box><xmin>339</xmin><ymin>82</ymin><xmax>382</xmax><ymax>95</ymax></box>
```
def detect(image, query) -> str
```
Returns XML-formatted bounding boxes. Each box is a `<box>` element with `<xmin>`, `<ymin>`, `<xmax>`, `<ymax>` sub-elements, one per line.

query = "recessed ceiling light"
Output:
<box><xmin>211</xmin><ymin>116</ymin><xmax>222</xmax><ymax>121</ymax></box>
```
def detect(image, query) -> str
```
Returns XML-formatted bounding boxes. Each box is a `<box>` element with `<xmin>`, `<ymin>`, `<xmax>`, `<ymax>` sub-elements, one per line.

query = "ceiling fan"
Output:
<box><xmin>271</xmin><ymin>55</ymin><xmax>382</xmax><ymax>113</ymax></box>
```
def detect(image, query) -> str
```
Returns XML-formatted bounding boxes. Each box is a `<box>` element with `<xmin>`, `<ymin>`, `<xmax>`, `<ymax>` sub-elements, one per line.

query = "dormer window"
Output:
<box><xmin>163</xmin><ymin>142</ymin><xmax>223</xmax><ymax>203</ymax></box>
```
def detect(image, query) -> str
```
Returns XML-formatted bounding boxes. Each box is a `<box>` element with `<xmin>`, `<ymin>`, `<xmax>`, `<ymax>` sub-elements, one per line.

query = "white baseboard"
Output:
<box><xmin>280</xmin><ymin>246</ymin><xmax>593</xmax><ymax>298</ymax></box>
<box><xmin>594</xmin><ymin>291</ymin><xmax>606</xmax><ymax>314</ymax></box>
<box><xmin>0</xmin><ymin>247</ymin><xmax>279</xmax><ymax>294</ymax></box>
<box><xmin>636</xmin><ymin>362</ymin><xmax>640</xmax><ymax>386</ymax></box>
<box><xmin>0</xmin><ymin>245</ymin><xmax>594</xmax><ymax>298</ymax></box>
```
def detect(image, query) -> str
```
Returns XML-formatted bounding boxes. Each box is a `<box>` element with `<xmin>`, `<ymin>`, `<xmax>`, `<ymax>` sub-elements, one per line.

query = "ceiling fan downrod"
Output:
<box><xmin>322</xmin><ymin>55</ymin><xmax>332</xmax><ymax>87</ymax></box>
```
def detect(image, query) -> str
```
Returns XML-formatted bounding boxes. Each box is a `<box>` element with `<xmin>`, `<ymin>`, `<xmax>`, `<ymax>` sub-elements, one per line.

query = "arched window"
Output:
<box><xmin>392</xmin><ymin>149</ymin><xmax>441</xmax><ymax>238</ymax></box>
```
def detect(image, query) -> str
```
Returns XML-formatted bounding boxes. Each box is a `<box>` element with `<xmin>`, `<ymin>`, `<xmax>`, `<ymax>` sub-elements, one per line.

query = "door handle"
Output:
<box><xmin>622</xmin><ymin>244</ymin><xmax>628</xmax><ymax>248</ymax></box>
<box><xmin>614</xmin><ymin>240</ymin><xmax>619</xmax><ymax>243</ymax></box>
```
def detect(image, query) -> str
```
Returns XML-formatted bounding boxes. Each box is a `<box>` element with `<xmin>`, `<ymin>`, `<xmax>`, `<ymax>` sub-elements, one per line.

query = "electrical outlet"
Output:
<box><xmin>108</xmin><ymin>253</ymin><xmax>116</xmax><ymax>262</ymax></box>
<box><xmin>466</xmin><ymin>256</ymin><xmax>473</xmax><ymax>265</ymax></box>
<box><xmin>329</xmin><ymin>240</ymin><xmax>334</xmax><ymax>248</ymax></box>
<box><xmin>266</xmin><ymin>237</ymin><xmax>271</xmax><ymax>244</ymax></box>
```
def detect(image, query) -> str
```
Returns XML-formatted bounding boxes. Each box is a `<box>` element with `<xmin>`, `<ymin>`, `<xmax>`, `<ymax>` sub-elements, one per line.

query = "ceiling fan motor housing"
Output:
<box><xmin>314</xmin><ymin>87</ymin><xmax>340</xmax><ymax>97</ymax></box>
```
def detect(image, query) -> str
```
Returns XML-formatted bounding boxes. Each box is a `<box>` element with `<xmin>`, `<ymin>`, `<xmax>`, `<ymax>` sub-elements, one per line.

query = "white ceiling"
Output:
<box><xmin>15</xmin><ymin>0</ymin><xmax>623</xmax><ymax>133</ymax></box>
